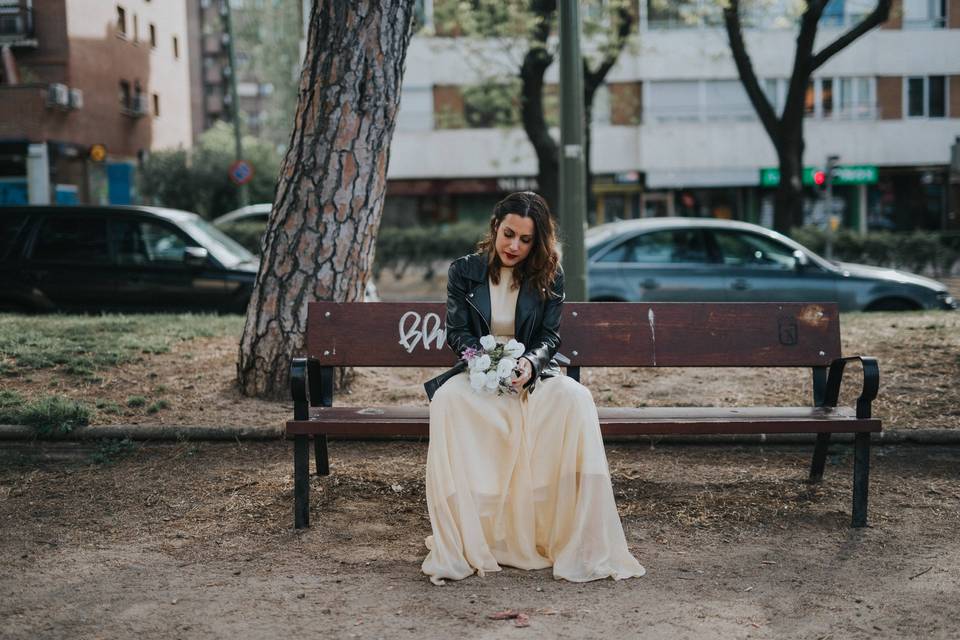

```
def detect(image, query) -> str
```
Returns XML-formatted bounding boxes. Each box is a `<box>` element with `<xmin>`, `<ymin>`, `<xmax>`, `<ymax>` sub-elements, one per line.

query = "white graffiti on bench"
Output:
<box><xmin>398</xmin><ymin>311</ymin><xmax>447</xmax><ymax>353</ymax></box>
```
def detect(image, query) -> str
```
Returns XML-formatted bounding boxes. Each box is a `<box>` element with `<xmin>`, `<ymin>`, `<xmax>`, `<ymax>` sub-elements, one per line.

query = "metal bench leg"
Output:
<box><xmin>852</xmin><ymin>432</ymin><xmax>870</xmax><ymax>528</ymax></box>
<box><xmin>314</xmin><ymin>435</ymin><xmax>329</xmax><ymax>476</ymax></box>
<box><xmin>809</xmin><ymin>432</ymin><xmax>831</xmax><ymax>482</ymax></box>
<box><xmin>294</xmin><ymin>435</ymin><xmax>310</xmax><ymax>529</ymax></box>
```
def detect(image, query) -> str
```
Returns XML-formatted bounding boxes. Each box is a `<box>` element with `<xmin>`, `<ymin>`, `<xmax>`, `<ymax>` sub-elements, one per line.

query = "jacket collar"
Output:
<box><xmin>462</xmin><ymin>253</ymin><xmax>540</xmax><ymax>342</ymax></box>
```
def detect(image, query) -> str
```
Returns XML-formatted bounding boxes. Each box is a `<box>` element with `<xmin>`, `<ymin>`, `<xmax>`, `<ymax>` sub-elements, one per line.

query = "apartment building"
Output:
<box><xmin>387</xmin><ymin>0</ymin><xmax>960</xmax><ymax>232</ymax></box>
<box><xmin>0</xmin><ymin>0</ymin><xmax>192</xmax><ymax>205</ymax></box>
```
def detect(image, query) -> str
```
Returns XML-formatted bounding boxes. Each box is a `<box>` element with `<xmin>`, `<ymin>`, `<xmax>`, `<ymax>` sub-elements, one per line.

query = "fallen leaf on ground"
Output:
<box><xmin>514</xmin><ymin>613</ymin><xmax>530</xmax><ymax>628</ymax></box>
<box><xmin>488</xmin><ymin>609</ymin><xmax>520</xmax><ymax>620</ymax></box>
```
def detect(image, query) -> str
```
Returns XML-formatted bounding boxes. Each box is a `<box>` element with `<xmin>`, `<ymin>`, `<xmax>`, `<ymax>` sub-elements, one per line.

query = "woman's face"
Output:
<box><xmin>494</xmin><ymin>213</ymin><xmax>535</xmax><ymax>267</ymax></box>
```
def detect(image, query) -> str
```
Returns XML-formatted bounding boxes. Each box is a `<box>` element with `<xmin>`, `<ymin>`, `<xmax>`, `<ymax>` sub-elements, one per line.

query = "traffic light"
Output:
<box><xmin>813</xmin><ymin>170</ymin><xmax>827</xmax><ymax>187</ymax></box>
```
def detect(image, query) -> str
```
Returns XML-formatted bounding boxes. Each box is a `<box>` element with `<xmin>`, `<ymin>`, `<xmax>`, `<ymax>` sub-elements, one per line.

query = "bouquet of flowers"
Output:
<box><xmin>461</xmin><ymin>335</ymin><xmax>526</xmax><ymax>395</ymax></box>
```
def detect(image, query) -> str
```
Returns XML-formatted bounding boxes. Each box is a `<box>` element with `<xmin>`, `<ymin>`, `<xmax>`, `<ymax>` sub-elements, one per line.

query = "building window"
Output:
<box><xmin>903</xmin><ymin>0</ymin><xmax>946</xmax><ymax>28</ymax></box>
<box><xmin>906</xmin><ymin>76</ymin><xmax>947</xmax><ymax>118</ymax></box>
<box><xmin>152</xmin><ymin>93</ymin><xmax>160</xmax><ymax>117</ymax></box>
<box><xmin>116</xmin><ymin>6</ymin><xmax>127</xmax><ymax>36</ymax></box>
<box><xmin>645</xmin><ymin>80</ymin><xmax>752</xmax><ymax>123</ymax></box>
<box><xmin>173</xmin><ymin>36</ymin><xmax>180</xmax><ymax>58</ymax></box>
<box><xmin>396</xmin><ymin>86</ymin><xmax>434</xmax><ymax>132</ymax></box>
<box><xmin>768</xmin><ymin>76</ymin><xmax>875</xmax><ymax>120</ymax></box>
<box><xmin>149</xmin><ymin>23</ymin><xmax>156</xmax><ymax>48</ymax></box>
<box><xmin>119</xmin><ymin>80</ymin><xmax>131</xmax><ymax>109</ymax></box>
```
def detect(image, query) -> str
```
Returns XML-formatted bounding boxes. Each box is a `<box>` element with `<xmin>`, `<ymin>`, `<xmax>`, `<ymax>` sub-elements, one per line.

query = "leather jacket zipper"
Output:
<box><xmin>465</xmin><ymin>293</ymin><xmax>490</xmax><ymax>334</ymax></box>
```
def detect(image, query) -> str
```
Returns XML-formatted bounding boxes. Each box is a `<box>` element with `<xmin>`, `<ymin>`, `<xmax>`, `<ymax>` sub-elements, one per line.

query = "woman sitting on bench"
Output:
<box><xmin>422</xmin><ymin>191</ymin><xmax>646</xmax><ymax>585</ymax></box>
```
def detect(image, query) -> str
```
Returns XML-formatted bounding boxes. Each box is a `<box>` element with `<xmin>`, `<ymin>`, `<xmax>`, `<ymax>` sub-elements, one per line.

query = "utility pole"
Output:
<box><xmin>558</xmin><ymin>0</ymin><xmax>587</xmax><ymax>301</ymax></box>
<box><xmin>222</xmin><ymin>0</ymin><xmax>249</xmax><ymax>207</ymax></box>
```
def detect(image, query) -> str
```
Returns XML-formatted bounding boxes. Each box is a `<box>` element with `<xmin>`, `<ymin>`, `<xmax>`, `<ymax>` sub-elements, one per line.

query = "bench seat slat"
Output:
<box><xmin>286</xmin><ymin>406</ymin><xmax>880</xmax><ymax>437</ymax></box>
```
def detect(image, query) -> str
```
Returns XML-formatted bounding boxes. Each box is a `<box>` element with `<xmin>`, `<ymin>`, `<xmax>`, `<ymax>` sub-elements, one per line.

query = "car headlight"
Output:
<box><xmin>936</xmin><ymin>291</ymin><xmax>957</xmax><ymax>309</ymax></box>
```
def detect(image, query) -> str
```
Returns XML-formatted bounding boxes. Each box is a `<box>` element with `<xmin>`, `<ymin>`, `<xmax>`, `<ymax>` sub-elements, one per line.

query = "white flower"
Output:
<box><xmin>484</xmin><ymin>370</ymin><xmax>499</xmax><ymax>391</ymax></box>
<box><xmin>503</xmin><ymin>339</ymin><xmax>525</xmax><ymax>358</ymax></box>
<box><xmin>469</xmin><ymin>370</ymin><xmax>487</xmax><ymax>392</ymax></box>
<box><xmin>479</xmin><ymin>335</ymin><xmax>496</xmax><ymax>351</ymax></box>
<box><xmin>473</xmin><ymin>354</ymin><xmax>491</xmax><ymax>371</ymax></box>
<box><xmin>496</xmin><ymin>357</ymin><xmax>516</xmax><ymax>379</ymax></box>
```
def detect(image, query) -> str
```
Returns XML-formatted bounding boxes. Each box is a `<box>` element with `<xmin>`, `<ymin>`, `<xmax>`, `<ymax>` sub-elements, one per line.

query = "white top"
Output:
<box><xmin>488</xmin><ymin>266</ymin><xmax>519</xmax><ymax>340</ymax></box>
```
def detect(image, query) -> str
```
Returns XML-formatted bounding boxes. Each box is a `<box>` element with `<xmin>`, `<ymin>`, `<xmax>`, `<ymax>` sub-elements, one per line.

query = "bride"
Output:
<box><xmin>422</xmin><ymin>191</ymin><xmax>645</xmax><ymax>585</ymax></box>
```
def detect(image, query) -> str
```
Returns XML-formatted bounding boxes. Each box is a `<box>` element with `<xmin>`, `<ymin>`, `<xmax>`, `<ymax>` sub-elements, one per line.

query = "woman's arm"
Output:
<box><xmin>521</xmin><ymin>264</ymin><xmax>564</xmax><ymax>389</ymax></box>
<box><xmin>444</xmin><ymin>258</ymin><xmax>482</xmax><ymax>357</ymax></box>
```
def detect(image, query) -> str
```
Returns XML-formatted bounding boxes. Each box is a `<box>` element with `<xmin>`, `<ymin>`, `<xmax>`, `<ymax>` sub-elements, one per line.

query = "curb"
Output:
<box><xmin>2</xmin><ymin>424</ymin><xmax>960</xmax><ymax>446</ymax></box>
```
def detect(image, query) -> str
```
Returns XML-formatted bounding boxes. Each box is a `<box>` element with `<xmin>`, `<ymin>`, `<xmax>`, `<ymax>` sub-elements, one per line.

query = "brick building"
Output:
<box><xmin>0</xmin><ymin>0</ymin><xmax>192</xmax><ymax>205</ymax></box>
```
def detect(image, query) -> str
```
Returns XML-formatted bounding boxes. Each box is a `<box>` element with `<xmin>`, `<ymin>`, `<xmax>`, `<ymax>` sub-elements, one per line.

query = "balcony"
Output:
<box><xmin>0</xmin><ymin>1</ymin><xmax>36</xmax><ymax>47</ymax></box>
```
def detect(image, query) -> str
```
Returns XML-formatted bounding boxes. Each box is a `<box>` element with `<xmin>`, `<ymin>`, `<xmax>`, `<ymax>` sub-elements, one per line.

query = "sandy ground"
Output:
<box><xmin>1</xmin><ymin>272</ymin><xmax>959</xmax><ymax>638</ymax></box>
<box><xmin>1</xmin><ymin>440</ymin><xmax>958</xmax><ymax>639</ymax></box>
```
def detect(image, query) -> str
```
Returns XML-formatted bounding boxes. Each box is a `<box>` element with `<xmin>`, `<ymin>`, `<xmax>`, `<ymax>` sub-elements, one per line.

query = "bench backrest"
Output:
<box><xmin>305</xmin><ymin>301</ymin><xmax>841</xmax><ymax>368</ymax></box>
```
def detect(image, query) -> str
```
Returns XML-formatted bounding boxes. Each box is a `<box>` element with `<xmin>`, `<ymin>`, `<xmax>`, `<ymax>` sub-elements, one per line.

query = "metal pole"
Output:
<box><xmin>558</xmin><ymin>0</ymin><xmax>587</xmax><ymax>301</ymax></box>
<box><xmin>824</xmin><ymin>154</ymin><xmax>839</xmax><ymax>260</ymax></box>
<box><xmin>222</xmin><ymin>0</ymin><xmax>248</xmax><ymax>207</ymax></box>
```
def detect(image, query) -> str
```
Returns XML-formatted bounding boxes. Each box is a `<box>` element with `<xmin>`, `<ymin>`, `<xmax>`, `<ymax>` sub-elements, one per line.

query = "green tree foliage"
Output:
<box><xmin>232</xmin><ymin>0</ymin><xmax>304</xmax><ymax>151</ymax></box>
<box><xmin>139</xmin><ymin>122</ymin><xmax>281</xmax><ymax>219</ymax></box>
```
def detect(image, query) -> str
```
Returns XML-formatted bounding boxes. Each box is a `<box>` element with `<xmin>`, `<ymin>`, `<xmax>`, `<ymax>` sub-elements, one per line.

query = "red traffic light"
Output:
<box><xmin>813</xmin><ymin>170</ymin><xmax>826</xmax><ymax>186</ymax></box>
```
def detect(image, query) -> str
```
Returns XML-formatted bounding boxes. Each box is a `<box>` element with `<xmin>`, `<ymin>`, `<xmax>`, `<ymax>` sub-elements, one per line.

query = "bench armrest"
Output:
<box><xmin>823</xmin><ymin>356</ymin><xmax>880</xmax><ymax>419</ymax></box>
<box><xmin>291</xmin><ymin>357</ymin><xmax>332</xmax><ymax>420</ymax></box>
<box><xmin>291</xmin><ymin>357</ymin><xmax>309</xmax><ymax>420</ymax></box>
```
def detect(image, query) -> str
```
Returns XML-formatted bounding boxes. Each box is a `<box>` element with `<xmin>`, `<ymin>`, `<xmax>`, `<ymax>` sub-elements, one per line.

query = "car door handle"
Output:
<box><xmin>640</xmin><ymin>278</ymin><xmax>659</xmax><ymax>290</ymax></box>
<box><xmin>731</xmin><ymin>278</ymin><xmax>750</xmax><ymax>291</ymax></box>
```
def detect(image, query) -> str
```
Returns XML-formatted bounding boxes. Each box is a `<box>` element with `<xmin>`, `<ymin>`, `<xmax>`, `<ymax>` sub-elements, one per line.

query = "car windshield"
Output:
<box><xmin>182</xmin><ymin>217</ymin><xmax>257</xmax><ymax>267</ymax></box>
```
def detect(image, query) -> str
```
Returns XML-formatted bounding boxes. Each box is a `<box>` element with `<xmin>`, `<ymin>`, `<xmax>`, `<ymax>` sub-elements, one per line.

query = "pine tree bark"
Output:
<box><xmin>237</xmin><ymin>0</ymin><xmax>415</xmax><ymax>398</ymax></box>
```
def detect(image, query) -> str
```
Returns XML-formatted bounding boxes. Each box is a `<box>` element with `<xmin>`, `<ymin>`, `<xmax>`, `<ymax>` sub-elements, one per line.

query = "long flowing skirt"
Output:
<box><xmin>422</xmin><ymin>371</ymin><xmax>646</xmax><ymax>585</ymax></box>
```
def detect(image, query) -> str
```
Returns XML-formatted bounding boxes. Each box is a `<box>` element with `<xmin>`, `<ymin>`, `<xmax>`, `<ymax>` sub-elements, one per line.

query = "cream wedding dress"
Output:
<box><xmin>422</xmin><ymin>266</ymin><xmax>645</xmax><ymax>585</ymax></box>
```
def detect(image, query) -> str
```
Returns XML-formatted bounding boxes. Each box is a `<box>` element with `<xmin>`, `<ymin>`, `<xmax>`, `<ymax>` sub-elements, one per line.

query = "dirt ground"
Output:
<box><xmin>1</xmin><ymin>440</ymin><xmax>958</xmax><ymax>639</ymax></box>
<box><xmin>1</xmin><ymin>275</ymin><xmax>959</xmax><ymax>638</ymax></box>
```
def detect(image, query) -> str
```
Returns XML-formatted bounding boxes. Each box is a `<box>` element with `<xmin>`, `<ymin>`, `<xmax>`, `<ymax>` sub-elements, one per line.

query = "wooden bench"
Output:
<box><xmin>288</xmin><ymin>301</ymin><xmax>880</xmax><ymax>530</ymax></box>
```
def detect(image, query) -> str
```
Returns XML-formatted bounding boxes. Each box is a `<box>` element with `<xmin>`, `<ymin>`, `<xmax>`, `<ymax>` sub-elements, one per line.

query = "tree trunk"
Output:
<box><xmin>237</xmin><ymin>0</ymin><xmax>415</xmax><ymax>398</ymax></box>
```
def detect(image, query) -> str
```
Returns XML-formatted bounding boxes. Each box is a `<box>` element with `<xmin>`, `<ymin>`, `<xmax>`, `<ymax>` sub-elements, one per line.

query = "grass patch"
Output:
<box><xmin>146</xmin><ymin>399</ymin><xmax>170</xmax><ymax>414</ymax></box>
<box><xmin>126</xmin><ymin>395</ymin><xmax>147</xmax><ymax>408</ymax></box>
<box><xmin>0</xmin><ymin>395</ymin><xmax>91</xmax><ymax>436</ymax></box>
<box><xmin>0</xmin><ymin>313</ymin><xmax>243</xmax><ymax>379</ymax></box>
<box><xmin>94</xmin><ymin>399</ymin><xmax>122</xmax><ymax>415</ymax></box>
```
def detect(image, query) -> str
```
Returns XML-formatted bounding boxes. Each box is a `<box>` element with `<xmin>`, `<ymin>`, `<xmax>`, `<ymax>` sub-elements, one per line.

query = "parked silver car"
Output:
<box><xmin>585</xmin><ymin>218</ymin><xmax>957</xmax><ymax>311</ymax></box>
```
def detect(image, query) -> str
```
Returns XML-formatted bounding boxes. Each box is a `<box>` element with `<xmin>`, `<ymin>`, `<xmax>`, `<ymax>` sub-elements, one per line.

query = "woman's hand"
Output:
<box><xmin>512</xmin><ymin>357</ymin><xmax>533</xmax><ymax>389</ymax></box>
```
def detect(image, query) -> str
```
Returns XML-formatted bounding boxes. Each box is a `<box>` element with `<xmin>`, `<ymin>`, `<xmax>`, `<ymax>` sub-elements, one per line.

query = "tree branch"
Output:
<box><xmin>584</xmin><ymin>3</ymin><xmax>634</xmax><ymax>101</ymax></box>
<box><xmin>810</xmin><ymin>0</ymin><xmax>892</xmax><ymax>71</ymax></box>
<box><xmin>520</xmin><ymin>0</ymin><xmax>557</xmax><ymax>161</ymax></box>
<box><xmin>722</xmin><ymin>0</ymin><xmax>779</xmax><ymax>141</ymax></box>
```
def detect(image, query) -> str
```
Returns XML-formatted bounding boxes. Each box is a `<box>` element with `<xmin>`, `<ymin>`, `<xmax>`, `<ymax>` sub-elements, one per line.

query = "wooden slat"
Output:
<box><xmin>305</xmin><ymin>301</ymin><xmax>841</xmax><ymax>368</ymax></box>
<box><xmin>286</xmin><ymin>405</ymin><xmax>880</xmax><ymax>437</ymax></box>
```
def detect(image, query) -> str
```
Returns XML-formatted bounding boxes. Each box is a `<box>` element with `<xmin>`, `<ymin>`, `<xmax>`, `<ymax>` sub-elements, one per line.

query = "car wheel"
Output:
<box><xmin>865</xmin><ymin>297</ymin><xmax>921</xmax><ymax>312</ymax></box>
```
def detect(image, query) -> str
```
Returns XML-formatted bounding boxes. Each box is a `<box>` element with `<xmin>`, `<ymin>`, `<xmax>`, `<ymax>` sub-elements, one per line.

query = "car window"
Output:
<box><xmin>115</xmin><ymin>220</ymin><xmax>189</xmax><ymax>265</ymax></box>
<box><xmin>182</xmin><ymin>217</ymin><xmax>256</xmax><ymax>268</ymax></box>
<box><xmin>598</xmin><ymin>229</ymin><xmax>710</xmax><ymax>264</ymax></box>
<box><xmin>713</xmin><ymin>230</ymin><xmax>796</xmax><ymax>269</ymax></box>
<box><xmin>0</xmin><ymin>211</ymin><xmax>30</xmax><ymax>260</ymax></box>
<box><xmin>30</xmin><ymin>216</ymin><xmax>111</xmax><ymax>264</ymax></box>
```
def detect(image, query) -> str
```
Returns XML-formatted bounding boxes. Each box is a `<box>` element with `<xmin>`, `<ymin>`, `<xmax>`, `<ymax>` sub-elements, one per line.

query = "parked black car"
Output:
<box><xmin>0</xmin><ymin>206</ymin><xmax>259</xmax><ymax>313</ymax></box>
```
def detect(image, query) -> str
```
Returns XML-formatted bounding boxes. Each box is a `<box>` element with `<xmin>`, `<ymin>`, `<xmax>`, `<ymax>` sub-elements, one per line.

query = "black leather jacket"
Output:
<box><xmin>424</xmin><ymin>252</ymin><xmax>567</xmax><ymax>400</ymax></box>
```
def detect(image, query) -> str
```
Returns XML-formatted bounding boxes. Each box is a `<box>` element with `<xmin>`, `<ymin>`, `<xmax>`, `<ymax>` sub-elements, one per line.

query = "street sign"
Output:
<box><xmin>760</xmin><ymin>165</ymin><xmax>878</xmax><ymax>187</ymax></box>
<box><xmin>228</xmin><ymin>159</ymin><xmax>254</xmax><ymax>185</ymax></box>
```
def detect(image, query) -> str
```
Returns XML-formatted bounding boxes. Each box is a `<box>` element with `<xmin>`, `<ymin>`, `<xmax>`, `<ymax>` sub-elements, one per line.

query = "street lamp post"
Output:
<box><xmin>558</xmin><ymin>0</ymin><xmax>587</xmax><ymax>301</ymax></box>
<box><xmin>222</xmin><ymin>0</ymin><xmax>249</xmax><ymax>207</ymax></box>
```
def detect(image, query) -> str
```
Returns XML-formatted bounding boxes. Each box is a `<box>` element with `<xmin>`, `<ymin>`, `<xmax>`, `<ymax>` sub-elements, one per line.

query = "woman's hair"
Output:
<box><xmin>476</xmin><ymin>191</ymin><xmax>560</xmax><ymax>300</ymax></box>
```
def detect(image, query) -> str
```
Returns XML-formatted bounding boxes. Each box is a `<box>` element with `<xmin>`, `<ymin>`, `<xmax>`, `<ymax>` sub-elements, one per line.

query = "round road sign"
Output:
<box><xmin>229</xmin><ymin>159</ymin><xmax>255</xmax><ymax>185</ymax></box>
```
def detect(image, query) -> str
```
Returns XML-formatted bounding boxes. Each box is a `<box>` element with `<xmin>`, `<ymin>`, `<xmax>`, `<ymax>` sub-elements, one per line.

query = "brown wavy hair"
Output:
<box><xmin>476</xmin><ymin>191</ymin><xmax>560</xmax><ymax>301</ymax></box>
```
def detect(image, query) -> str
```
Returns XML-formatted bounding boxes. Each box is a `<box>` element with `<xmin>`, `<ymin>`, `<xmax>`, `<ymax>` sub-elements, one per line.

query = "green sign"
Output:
<box><xmin>759</xmin><ymin>165</ymin><xmax>878</xmax><ymax>187</ymax></box>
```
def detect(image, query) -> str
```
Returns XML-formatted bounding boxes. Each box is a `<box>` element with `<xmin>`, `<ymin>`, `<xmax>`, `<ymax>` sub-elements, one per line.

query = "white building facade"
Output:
<box><xmin>387</xmin><ymin>0</ymin><xmax>960</xmax><ymax>233</ymax></box>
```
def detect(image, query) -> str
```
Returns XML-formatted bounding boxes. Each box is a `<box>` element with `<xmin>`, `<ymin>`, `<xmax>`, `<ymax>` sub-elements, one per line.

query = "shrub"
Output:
<box><xmin>788</xmin><ymin>227</ymin><xmax>960</xmax><ymax>277</ymax></box>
